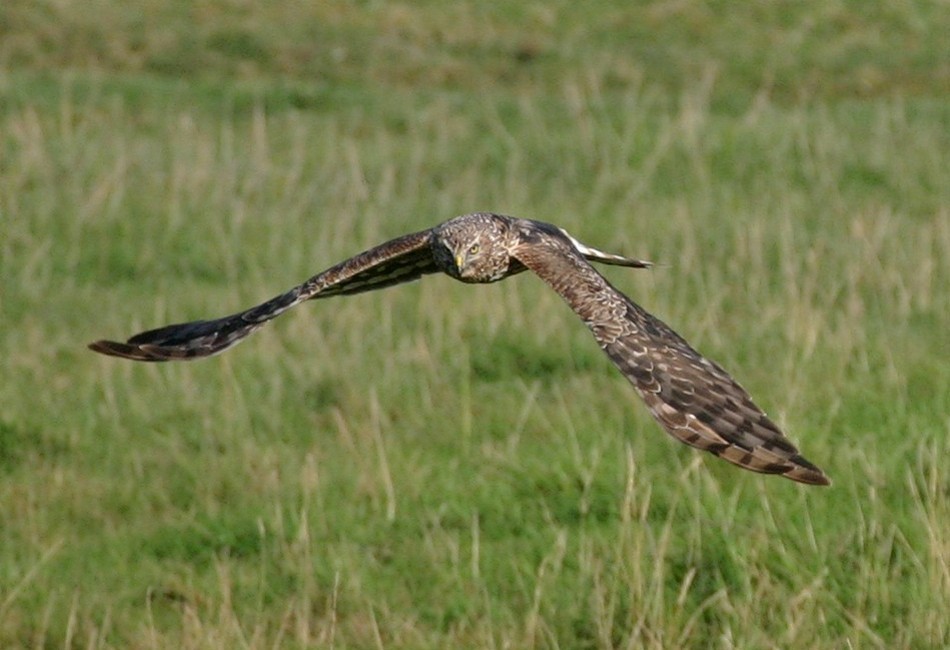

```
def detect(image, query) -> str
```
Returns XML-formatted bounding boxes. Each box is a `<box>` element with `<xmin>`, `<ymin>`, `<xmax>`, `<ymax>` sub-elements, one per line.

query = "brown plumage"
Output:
<box><xmin>90</xmin><ymin>212</ymin><xmax>829</xmax><ymax>486</ymax></box>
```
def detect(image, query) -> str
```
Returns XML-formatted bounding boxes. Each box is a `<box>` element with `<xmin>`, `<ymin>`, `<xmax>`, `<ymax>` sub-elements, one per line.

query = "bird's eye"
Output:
<box><xmin>468</xmin><ymin>243</ymin><xmax>480</xmax><ymax>255</ymax></box>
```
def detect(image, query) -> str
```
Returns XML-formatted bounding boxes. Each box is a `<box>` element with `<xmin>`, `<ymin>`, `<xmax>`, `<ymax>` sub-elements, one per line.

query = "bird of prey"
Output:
<box><xmin>90</xmin><ymin>212</ymin><xmax>829</xmax><ymax>485</ymax></box>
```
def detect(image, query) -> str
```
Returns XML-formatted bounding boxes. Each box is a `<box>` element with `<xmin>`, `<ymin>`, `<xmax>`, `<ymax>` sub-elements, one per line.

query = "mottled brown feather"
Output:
<box><xmin>89</xmin><ymin>230</ymin><xmax>437</xmax><ymax>361</ymax></box>
<box><xmin>510</xmin><ymin>219</ymin><xmax>829</xmax><ymax>486</ymax></box>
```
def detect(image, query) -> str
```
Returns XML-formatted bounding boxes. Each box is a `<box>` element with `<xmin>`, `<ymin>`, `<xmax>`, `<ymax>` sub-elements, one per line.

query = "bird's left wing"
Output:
<box><xmin>511</xmin><ymin>223</ymin><xmax>829</xmax><ymax>485</ymax></box>
<box><xmin>89</xmin><ymin>229</ymin><xmax>438</xmax><ymax>361</ymax></box>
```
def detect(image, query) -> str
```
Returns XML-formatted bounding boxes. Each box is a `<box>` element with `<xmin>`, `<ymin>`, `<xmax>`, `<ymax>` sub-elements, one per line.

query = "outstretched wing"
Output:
<box><xmin>89</xmin><ymin>229</ymin><xmax>438</xmax><ymax>361</ymax></box>
<box><xmin>512</xmin><ymin>223</ymin><xmax>829</xmax><ymax>486</ymax></box>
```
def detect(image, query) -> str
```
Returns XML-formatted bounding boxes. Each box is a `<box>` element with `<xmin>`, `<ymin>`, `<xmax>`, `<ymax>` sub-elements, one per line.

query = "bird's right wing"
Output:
<box><xmin>89</xmin><ymin>229</ymin><xmax>438</xmax><ymax>361</ymax></box>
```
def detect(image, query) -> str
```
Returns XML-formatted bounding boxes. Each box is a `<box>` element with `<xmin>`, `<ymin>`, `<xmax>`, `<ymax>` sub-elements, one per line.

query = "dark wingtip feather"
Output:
<box><xmin>88</xmin><ymin>339</ymin><xmax>169</xmax><ymax>362</ymax></box>
<box><xmin>785</xmin><ymin>459</ymin><xmax>832</xmax><ymax>486</ymax></box>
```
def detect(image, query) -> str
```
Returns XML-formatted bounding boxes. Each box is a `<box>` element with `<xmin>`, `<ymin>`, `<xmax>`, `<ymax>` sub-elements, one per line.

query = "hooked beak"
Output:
<box><xmin>454</xmin><ymin>254</ymin><xmax>464</xmax><ymax>271</ymax></box>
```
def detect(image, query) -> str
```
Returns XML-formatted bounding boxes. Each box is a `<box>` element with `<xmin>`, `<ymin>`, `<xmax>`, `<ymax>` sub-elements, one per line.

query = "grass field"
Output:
<box><xmin>2</xmin><ymin>1</ymin><xmax>949</xmax><ymax>648</ymax></box>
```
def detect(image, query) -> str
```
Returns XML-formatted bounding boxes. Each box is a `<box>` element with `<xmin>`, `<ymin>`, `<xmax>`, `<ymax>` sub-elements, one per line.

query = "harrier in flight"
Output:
<box><xmin>90</xmin><ymin>213</ymin><xmax>829</xmax><ymax>485</ymax></box>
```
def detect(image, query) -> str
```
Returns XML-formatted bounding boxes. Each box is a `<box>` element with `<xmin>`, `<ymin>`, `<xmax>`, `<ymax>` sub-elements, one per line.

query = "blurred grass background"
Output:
<box><xmin>1</xmin><ymin>1</ymin><xmax>948</xmax><ymax>648</ymax></box>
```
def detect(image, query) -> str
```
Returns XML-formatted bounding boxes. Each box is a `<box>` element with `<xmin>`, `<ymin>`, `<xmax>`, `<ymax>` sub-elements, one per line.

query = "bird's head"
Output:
<box><xmin>434</xmin><ymin>213</ymin><xmax>513</xmax><ymax>283</ymax></box>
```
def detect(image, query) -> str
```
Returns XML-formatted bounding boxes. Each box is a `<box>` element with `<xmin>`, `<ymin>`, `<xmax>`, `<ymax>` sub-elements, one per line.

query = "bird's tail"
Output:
<box><xmin>558</xmin><ymin>228</ymin><xmax>652</xmax><ymax>268</ymax></box>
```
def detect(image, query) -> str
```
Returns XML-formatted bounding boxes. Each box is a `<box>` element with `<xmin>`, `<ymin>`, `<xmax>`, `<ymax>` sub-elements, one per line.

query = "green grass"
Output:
<box><xmin>1</xmin><ymin>1</ymin><xmax>949</xmax><ymax>648</ymax></box>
